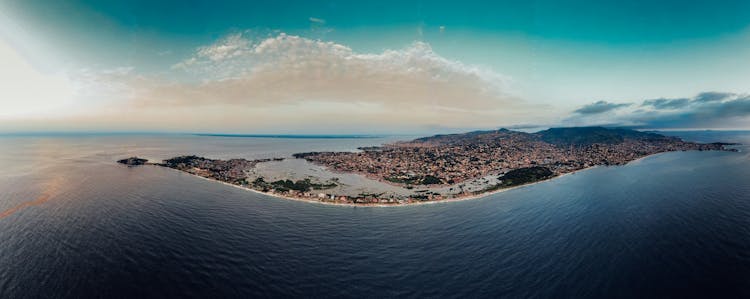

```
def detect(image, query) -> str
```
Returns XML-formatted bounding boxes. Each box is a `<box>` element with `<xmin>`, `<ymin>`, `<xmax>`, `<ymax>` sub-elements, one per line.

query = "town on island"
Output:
<box><xmin>118</xmin><ymin>127</ymin><xmax>737</xmax><ymax>205</ymax></box>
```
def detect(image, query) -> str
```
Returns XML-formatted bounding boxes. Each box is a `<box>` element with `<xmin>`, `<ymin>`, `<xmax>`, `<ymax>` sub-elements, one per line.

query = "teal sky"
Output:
<box><xmin>2</xmin><ymin>0</ymin><xmax>750</xmax><ymax>133</ymax></box>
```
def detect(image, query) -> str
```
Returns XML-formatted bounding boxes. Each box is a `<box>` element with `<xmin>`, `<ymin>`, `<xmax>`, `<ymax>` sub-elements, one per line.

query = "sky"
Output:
<box><xmin>1</xmin><ymin>0</ymin><xmax>750</xmax><ymax>133</ymax></box>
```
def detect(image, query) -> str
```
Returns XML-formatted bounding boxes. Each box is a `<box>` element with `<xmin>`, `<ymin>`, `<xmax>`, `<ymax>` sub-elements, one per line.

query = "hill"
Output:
<box><xmin>534</xmin><ymin>127</ymin><xmax>673</xmax><ymax>146</ymax></box>
<box><xmin>409</xmin><ymin>126</ymin><xmax>674</xmax><ymax>147</ymax></box>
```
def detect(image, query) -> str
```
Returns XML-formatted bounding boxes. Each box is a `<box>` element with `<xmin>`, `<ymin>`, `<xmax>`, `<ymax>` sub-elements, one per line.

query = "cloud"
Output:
<box><xmin>76</xmin><ymin>32</ymin><xmax>545</xmax><ymax>132</ymax></box>
<box><xmin>309</xmin><ymin>17</ymin><xmax>326</xmax><ymax>24</ymax></box>
<box><xmin>628</xmin><ymin>96</ymin><xmax>750</xmax><ymax>128</ymax></box>
<box><xmin>139</xmin><ymin>33</ymin><xmax>521</xmax><ymax>113</ymax></box>
<box><xmin>641</xmin><ymin>98</ymin><xmax>690</xmax><ymax>109</ymax></box>
<box><xmin>694</xmin><ymin>91</ymin><xmax>733</xmax><ymax>102</ymax></box>
<box><xmin>573</xmin><ymin>101</ymin><xmax>631</xmax><ymax>114</ymax></box>
<box><xmin>568</xmin><ymin>92</ymin><xmax>750</xmax><ymax>129</ymax></box>
<box><xmin>193</xmin><ymin>33</ymin><xmax>251</xmax><ymax>63</ymax></box>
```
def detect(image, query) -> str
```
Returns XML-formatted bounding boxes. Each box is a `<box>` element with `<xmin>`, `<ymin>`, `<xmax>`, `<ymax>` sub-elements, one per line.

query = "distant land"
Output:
<box><xmin>119</xmin><ymin>127</ymin><xmax>738</xmax><ymax>205</ymax></box>
<box><xmin>194</xmin><ymin>134</ymin><xmax>383</xmax><ymax>139</ymax></box>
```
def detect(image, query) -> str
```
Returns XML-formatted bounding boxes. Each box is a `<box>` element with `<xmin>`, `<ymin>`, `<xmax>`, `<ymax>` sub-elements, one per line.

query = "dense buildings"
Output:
<box><xmin>295</xmin><ymin>127</ymin><xmax>729</xmax><ymax>188</ymax></box>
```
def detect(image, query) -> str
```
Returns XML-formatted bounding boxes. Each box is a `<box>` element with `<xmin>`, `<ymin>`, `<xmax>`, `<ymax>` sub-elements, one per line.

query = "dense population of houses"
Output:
<box><xmin>296</xmin><ymin>129</ymin><xmax>726</xmax><ymax>188</ymax></box>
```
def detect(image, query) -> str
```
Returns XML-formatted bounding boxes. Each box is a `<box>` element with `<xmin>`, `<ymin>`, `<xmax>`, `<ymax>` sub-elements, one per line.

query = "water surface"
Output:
<box><xmin>1</xmin><ymin>132</ymin><xmax>749</xmax><ymax>298</ymax></box>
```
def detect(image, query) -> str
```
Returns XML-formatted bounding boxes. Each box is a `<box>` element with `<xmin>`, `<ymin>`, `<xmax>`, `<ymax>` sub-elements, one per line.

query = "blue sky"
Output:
<box><xmin>1</xmin><ymin>0</ymin><xmax>750</xmax><ymax>133</ymax></box>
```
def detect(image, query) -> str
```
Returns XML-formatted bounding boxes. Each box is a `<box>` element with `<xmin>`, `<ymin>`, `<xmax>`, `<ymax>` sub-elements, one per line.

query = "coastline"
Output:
<box><xmin>117</xmin><ymin>127</ymin><xmax>739</xmax><ymax>206</ymax></box>
<box><xmin>155</xmin><ymin>161</ymin><xmax>603</xmax><ymax>207</ymax></box>
<box><xmin>133</xmin><ymin>148</ymin><xmax>734</xmax><ymax>207</ymax></box>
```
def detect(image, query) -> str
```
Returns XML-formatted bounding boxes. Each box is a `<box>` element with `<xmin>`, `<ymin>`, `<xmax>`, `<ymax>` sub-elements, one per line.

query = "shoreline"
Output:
<box><xmin>135</xmin><ymin>148</ymin><xmax>733</xmax><ymax>207</ymax></box>
<box><xmin>155</xmin><ymin>162</ymin><xmax>603</xmax><ymax>207</ymax></box>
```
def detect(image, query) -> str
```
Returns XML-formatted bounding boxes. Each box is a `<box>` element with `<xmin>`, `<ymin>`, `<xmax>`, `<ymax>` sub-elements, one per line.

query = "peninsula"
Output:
<box><xmin>118</xmin><ymin>127</ymin><xmax>736</xmax><ymax>205</ymax></box>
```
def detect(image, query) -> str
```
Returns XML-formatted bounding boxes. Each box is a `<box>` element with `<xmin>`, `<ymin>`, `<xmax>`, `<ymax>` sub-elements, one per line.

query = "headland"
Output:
<box><xmin>118</xmin><ymin>127</ymin><xmax>738</xmax><ymax>205</ymax></box>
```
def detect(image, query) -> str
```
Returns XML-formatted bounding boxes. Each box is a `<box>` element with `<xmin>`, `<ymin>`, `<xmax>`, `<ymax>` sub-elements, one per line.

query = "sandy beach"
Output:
<box><xmin>161</xmin><ymin>162</ymin><xmax>605</xmax><ymax>207</ymax></box>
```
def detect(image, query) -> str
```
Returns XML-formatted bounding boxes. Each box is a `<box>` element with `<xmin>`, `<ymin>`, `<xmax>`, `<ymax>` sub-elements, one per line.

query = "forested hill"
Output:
<box><xmin>534</xmin><ymin>127</ymin><xmax>674</xmax><ymax>146</ymax></box>
<box><xmin>407</xmin><ymin>126</ymin><xmax>675</xmax><ymax>147</ymax></box>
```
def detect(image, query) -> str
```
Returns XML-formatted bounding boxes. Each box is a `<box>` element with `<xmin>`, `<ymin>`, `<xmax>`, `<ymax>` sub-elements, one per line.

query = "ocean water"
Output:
<box><xmin>0</xmin><ymin>132</ymin><xmax>749</xmax><ymax>298</ymax></box>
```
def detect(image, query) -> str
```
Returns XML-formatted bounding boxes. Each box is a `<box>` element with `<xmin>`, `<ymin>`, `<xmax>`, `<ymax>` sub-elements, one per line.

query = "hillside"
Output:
<box><xmin>533</xmin><ymin>127</ymin><xmax>674</xmax><ymax>146</ymax></box>
<box><xmin>410</xmin><ymin>126</ymin><xmax>674</xmax><ymax>147</ymax></box>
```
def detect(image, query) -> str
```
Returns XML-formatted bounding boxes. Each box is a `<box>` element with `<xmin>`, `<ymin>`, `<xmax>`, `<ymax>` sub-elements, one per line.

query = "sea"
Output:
<box><xmin>0</xmin><ymin>131</ymin><xmax>749</xmax><ymax>298</ymax></box>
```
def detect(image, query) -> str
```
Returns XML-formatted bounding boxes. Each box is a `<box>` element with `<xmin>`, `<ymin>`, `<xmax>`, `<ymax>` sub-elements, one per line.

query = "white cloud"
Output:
<box><xmin>158</xmin><ymin>33</ymin><xmax>517</xmax><ymax>112</ymax></box>
<box><xmin>54</xmin><ymin>33</ymin><xmax>547</xmax><ymax>132</ymax></box>
<box><xmin>309</xmin><ymin>17</ymin><xmax>326</xmax><ymax>24</ymax></box>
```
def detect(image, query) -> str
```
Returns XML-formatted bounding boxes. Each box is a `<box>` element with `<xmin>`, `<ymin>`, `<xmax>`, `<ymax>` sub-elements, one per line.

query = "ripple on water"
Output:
<box><xmin>0</xmin><ymin>133</ymin><xmax>749</xmax><ymax>298</ymax></box>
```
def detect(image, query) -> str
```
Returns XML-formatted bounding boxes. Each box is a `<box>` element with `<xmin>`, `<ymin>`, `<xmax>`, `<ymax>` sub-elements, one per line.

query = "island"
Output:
<box><xmin>118</xmin><ymin>127</ymin><xmax>737</xmax><ymax>205</ymax></box>
<box><xmin>117</xmin><ymin>157</ymin><xmax>148</xmax><ymax>166</ymax></box>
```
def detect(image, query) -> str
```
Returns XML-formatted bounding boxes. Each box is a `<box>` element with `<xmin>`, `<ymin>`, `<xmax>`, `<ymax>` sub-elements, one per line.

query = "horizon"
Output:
<box><xmin>3</xmin><ymin>3</ymin><xmax>750</xmax><ymax>296</ymax></box>
<box><xmin>1</xmin><ymin>0</ymin><xmax>750</xmax><ymax>133</ymax></box>
<box><xmin>3</xmin><ymin>126</ymin><xmax>750</xmax><ymax>138</ymax></box>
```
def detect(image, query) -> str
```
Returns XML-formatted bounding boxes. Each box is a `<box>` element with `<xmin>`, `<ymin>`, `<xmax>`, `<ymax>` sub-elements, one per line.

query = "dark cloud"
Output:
<box><xmin>569</xmin><ymin>92</ymin><xmax>750</xmax><ymax>129</ymax></box>
<box><xmin>694</xmin><ymin>91</ymin><xmax>734</xmax><ymax>103</ymax></box>
<box><xmin>573</xmin><ymin>101</ymin><xmax>631</xmax><ymax>114</ymax></box>
<box><xmin>708</xmin><ymin>95</ymin><xmax>750</xmax><ymax>117</ymax></box>
<box><xmin>632</xmin><ymin>95</ymin><xmax>750</xmax><ymax>128</ymax></box>
<box><xmin>641</xmin><ymin>98</ymin><xmax>690</xmax><ymax>109</ymax></box>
